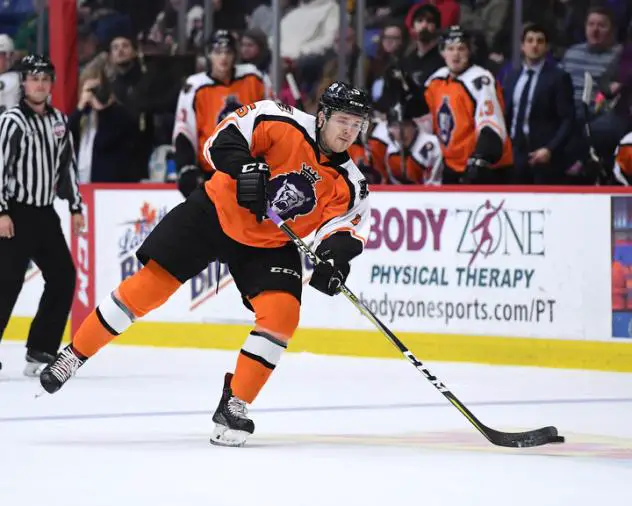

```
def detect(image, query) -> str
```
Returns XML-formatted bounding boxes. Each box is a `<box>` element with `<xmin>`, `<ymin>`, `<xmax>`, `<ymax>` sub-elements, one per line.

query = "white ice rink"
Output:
<box><xmin>1</xmin><ymin>341</ymin><xmax>631</xmax><ymax>506</ymax></box>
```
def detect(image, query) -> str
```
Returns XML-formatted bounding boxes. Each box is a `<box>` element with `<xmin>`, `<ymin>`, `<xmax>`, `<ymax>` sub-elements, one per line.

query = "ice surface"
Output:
<box><xmin>1</xmin><ymin>342</ymin><xmax>631</xmax><ymax>506</ymax></box>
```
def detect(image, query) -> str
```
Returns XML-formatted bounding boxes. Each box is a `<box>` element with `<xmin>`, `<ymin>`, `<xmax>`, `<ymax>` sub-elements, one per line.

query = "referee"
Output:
<box><xmin>0</xmin><ymin>54</ymin><xmax>84</xmax><ymax>376</ymax></box>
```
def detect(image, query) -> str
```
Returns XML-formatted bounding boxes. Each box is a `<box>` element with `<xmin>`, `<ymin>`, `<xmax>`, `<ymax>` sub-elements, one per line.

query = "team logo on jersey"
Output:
<box><xmin>420</xmin><ymin>141</ymin><xmax>434</xmax><ymax>160</ymax></box>
<box><xmin>437</xmin><ymin>97</ymin><xmax>455</xmax><ymax>146</ymax></box>
<box><xmin>53</xmin><ymin>121</ymin><xmax>66</xmax><ymax>139</ymax></box>
<box><xmin>267</xmin><ymin>163</ymin><xmax>321</xmax><ymax>221</ymax></box>
<box><xmin>217</xmin><ymin>95</ymin><xmax>243</xmax><ymax>123</ymax></box>
<box><xmin>473</xmin><ymin>75</ymin><xmax>491</xmax><ymax>90</ymax></box>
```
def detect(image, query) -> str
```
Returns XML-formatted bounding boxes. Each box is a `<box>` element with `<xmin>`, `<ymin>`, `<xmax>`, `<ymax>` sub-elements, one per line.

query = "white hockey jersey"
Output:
<box><xmin>0</xmin><ymin>71</ymin><xmax>20</xmax><ymax>114</ymax></box>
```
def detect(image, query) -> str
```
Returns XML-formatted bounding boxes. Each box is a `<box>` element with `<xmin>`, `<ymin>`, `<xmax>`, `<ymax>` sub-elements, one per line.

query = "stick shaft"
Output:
<box><xmin>267</xmin><ymin>208</ymin><xmax>497</xmax><ymax>443</ymax></box>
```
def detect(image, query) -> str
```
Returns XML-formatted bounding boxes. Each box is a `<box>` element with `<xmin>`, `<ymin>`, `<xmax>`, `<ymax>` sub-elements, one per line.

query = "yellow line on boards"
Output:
<box><xmin>3</xmin><ymin>317</ymin><xmax>631</xmax><ymax>372</ymax></box>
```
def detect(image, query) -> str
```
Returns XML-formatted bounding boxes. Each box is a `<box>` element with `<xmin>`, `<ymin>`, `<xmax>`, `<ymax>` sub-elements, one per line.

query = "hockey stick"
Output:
<box><xmin>582</xmin><ymin>72</ymin><xmax>610</xmax><ymax>184</ymax></box>
<box><xmin>286</xmin><ymin>72</ymin><xmax>305</xmax><ymax>111</ymax></box>
<box><xmin>267</xmin><ymin>208</ymin><xmax>564</xmax><ymax>448</ymax></box>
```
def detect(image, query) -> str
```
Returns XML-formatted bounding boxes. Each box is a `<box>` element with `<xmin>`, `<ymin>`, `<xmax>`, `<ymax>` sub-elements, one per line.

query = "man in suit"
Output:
<box><xmin>504</xmin><ymin>23</ymin><xmax>575</xmax><ymax>184</ymax></box>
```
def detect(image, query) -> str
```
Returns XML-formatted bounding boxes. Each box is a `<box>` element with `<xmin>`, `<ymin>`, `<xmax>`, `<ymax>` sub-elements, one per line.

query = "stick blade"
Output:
<box><xmin>486</xmin><ymin>425</ymin><xmax>564</xmax><ymax>448</ymax></box>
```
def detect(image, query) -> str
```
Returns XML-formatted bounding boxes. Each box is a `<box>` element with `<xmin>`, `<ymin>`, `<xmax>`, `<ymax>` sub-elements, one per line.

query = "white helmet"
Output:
<box><xmin>0</xmin><ymin>34</ymin><xmax>14</xmax><ymax>54</ymax></box>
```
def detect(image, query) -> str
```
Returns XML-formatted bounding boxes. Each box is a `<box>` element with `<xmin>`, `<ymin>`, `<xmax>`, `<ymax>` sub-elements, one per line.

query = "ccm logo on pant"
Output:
<box><xmin>270</xmin><ymin>267</ymin><xmax>301</xmax><ymax>279</ymax></box>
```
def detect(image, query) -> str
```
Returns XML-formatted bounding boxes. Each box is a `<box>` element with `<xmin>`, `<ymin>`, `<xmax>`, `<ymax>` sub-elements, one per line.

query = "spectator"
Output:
<box><xmin>106</xmin><ymin>31</ymin><xmax>175</xmax><ymax>181</ymax></box>
<box><xmin>77</xmin><ymin>24</ymin><xmax>100</xmax><ymax>71</ymax></box>
<box><xmin>69</xmin><ymin>64</ymin><xmax>138</xmax><ymax>183</ymax></box>
<box><xmin>401</xmin><ymin>4</ymin><xmax>445</xmax><ymax>89</ymax></box>
<box><xmin>0</xmin><ymin>34</ymin><xmax>20</xmax><ymax>114</ymax></box>
<box><xmin>367</xmin><ymin>0</ymin><xmax>425</xmax><ymax>27</ymax></box>
<box><xmin>187</xmin><ymin>6</ymin><xmax>205</xmax><ymax>53</ymax></box>
<box><xmin>314</xmin><ymin>25</ymin><xmax>361</xmax><ymax>108</ymax></box>
<box><xmin>148</xmin><ymin>0</ymin><xmax>183</xmax><ymax>48</ymax></box>
<box><xmin>84</xmin><ymin>2</ymin><xmax>134</xmax><ymax>53</ymax></box>
<box><xmin>368</xmin><ymin>21</ymin><xmax>409</xmax><ymax>101</ymax></box>
<box><xmin>458</xmin><ymin>0</ymin><xmax>510</xmax><ymax>50</ymax></box>
<box><xmin>13</xmin><ymin>0</ymin><xmax>49</xmax><ymax>56</ymax></box>
<box><xmin>212</xmin><ymin>0</ymin><xmax>247</xmax><ymax>32</ymax></box>
<box><xmin>247</xmin><ymin>0</ymin><xmax>295</xmax><ymax>37</ymax></box>
<box><xmin>240</xmin><ymin>28</ymin><xmax>271</xmax><ymax>74</ymax></box>
<box><xmin>544</xmin><ymin>0</ymin><xmax>591</xmax><ymax>58</ymax></box>
<box><xmin>504</xmin><ymin>23</ymin><xmax>575</xmax><ymax>184</ymax></box>
<box><xmin>280</xmin><ymin>0</ymin><xmax>340</xmax><ymax>98</ymax></box>
<box><xmin>405</xmin><ymin>0</ymin><xmax>460</xmax><ymax>31</ymax></box>
<box><xmin>561</xmin><ymin>5</ymin><xmax>622</xmax><ymax>111</ymax></box>
<box><xmin>280</xmin><ymin>0</ymin><xmax>339</xmax><ymax>60</ymax></box>
<box><xmin>592</xmin><ymin>22</ymin><xmax>632</xmax><ymax>167</ymax></box>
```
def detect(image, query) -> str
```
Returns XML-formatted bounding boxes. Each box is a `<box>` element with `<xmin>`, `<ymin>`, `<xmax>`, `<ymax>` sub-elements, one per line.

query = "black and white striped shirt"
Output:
<box><xmin>0</xmin><ymin>100</ymin><xmax>82</xmax><ymax>216</ymax></box>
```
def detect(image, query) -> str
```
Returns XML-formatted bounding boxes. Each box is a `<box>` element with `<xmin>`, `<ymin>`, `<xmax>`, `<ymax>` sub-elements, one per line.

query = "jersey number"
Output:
<box><xmin>478</xmin><ymin>100</ymin><xmax>494</xmax><ymax>117</ymax></box>
<box><xmin>236</xmin><ymin>104</ymin><xmax>256</xmax><ymax>117</ymax></box>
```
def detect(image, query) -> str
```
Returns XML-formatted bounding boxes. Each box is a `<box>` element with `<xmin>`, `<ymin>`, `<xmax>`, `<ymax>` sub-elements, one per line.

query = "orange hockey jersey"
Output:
<box><xmin>385</xmin><ymin>129</ymin><xmax>442</xmax><ymax>185</ymax></box>
<box><xmin>173</xmin><ymin>64</ymin><xmax>269</xmax><ymax>173</ymax></box>
<box><xmin>614</xmin><ymin>132</ymin><xmax>632</xmax><ymax>185</ymax></box>
<box><xmin>424</xmin><ymin>65</ymin><xmax>512</xmax><ymax>172</ymax></box>
<box><xmin>368</xmin><ymin>120</ymin><xmax>389</xmax><ymax>183</ymax></box>
<box><xmin>203</xmin><ymin>100</ymin><xmax>370</xmax><ymax>251</ymax></box>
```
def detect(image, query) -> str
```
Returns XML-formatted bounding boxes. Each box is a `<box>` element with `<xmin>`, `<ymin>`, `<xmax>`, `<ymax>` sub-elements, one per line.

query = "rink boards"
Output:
<box><xmin>5</xmin><ymin>184</ymin><xmax>632</xmax><ymax>372</ymax></box>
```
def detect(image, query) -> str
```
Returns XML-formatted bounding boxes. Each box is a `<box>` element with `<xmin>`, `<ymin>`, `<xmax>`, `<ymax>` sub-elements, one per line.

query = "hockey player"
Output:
<box><xmin>384</xmin><ymin>102</ymin><xmax>442</xmax><ymax>185</ymax></box>
<box><xmin>173</xmin><ymin>30</ymin><xmax>270</xmax><ymax>197</ymax></box>
<box><xmin>0</xmin><ymin>34</ymin><xmax>20</xmax><ymax>113</ymax></box>
<box><xmin>367</xmin><ymin>119</ymin><xmax>390</xmax><ymax>183</ymax></box>
<box><xmin>40</xmin><ymin>82</ymin><xmax>372</xmax><ymax>448</ymax></box>
<box><xmin>613</xmin><ymin>132</ymin><xmax>632</xmax><ymax>185</ymax></box>
<box><xmin>424</xmin><ymin>26</ymin><xmax>512</xmax><ymax>184</ymax></box>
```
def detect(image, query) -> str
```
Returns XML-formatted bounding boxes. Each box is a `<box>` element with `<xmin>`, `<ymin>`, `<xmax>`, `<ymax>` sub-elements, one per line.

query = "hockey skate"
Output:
<box><xmin>210</xmin><ymin>373</ymin><xmax>255</xmax><ymax>447</ymax></box>
<box><xmin>24</xmin><ymin>349</ymin><xmax>55</xmax><ymax>377</ymax></box>
<box><xmin>39</xmin><ymin>344</ymin><xmax>87</xmax><ymax>394</ymax></box>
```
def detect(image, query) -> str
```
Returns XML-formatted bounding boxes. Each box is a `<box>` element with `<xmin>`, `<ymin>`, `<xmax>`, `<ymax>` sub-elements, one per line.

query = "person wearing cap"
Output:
<box><xmin>401</xmin><ymin>4</ymin><xmax>445</xmax><ymax>89</ymax></box>
<box><xmin>0</xmin><ymin>34</ymin><xmax>20</xmax><ymax>114</ymax></box>
<box><xmin>173</xmin><ymin>29</ymin><xmax>270</xmax><ymax>198</ymax></box>
<box><xmin>425</xmin><ymin>25</ymin><xmax>513</xmax><ymax>184</ymax></box>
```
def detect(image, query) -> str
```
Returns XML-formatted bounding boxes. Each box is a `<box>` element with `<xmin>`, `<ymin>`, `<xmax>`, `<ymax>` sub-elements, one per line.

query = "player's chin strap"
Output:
<box><xmin>266</xmin><ymin>207</ymin><xmax>565</xmax><ymax>449</ymax></box>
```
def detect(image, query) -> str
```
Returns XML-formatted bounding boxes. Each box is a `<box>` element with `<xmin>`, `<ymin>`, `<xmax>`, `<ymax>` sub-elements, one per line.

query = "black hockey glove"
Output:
<box><xmin>462</xmin><ymin>156</ymin><xmax>490</xmax><ymax>184</ymax></box>
<box><xmin>309</xmin><ymin>250</ymin><xmax>350</xmax><ymax>296</ymax></box>
<box><xmin>236</xmin><ymin>160</ymin><xmax>270</xmax><ymax>223</ymax></box>
<box><xmin>177</xmin><ymin>165</ymin><xmax>204</xmax><ymax>197</ymax></box>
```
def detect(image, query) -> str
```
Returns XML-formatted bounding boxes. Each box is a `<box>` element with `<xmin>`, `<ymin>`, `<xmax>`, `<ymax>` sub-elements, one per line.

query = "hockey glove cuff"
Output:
<box><xmin>236</xmin><ymin>160</ymin><xmax>270</xmax><ymax>223</ymax></box>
